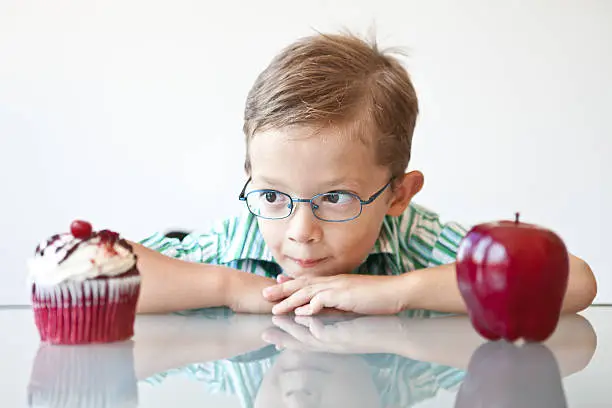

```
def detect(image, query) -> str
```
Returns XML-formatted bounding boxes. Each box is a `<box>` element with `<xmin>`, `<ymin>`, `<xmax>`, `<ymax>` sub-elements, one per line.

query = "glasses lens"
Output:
<box><xmin>312</xmin><ymin>192</ymin><xmax>361</xmax><ymax>221</ymax></box>
<box><xmin>245</xmin><ymin>190</ymin><xmax>292</xmax><ymax>219</ymax></box>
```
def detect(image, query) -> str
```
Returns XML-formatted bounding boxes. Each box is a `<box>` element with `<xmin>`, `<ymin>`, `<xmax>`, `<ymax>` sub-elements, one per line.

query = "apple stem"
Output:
<box><xmin>515</xmin><ymin>212</ymin><xmax>520</xmax><ymax>224</ymax></box>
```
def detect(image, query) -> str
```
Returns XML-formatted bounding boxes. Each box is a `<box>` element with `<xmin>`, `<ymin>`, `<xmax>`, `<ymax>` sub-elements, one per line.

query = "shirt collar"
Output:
<box><xmin>219</xmin><ymin>210</ymin><xmax>275</xmax><ymax>264</ymax></box>
<box><xmin>369</xmin><ymin>216</ymin><xmax>401</xmax><ymax>256</ymax></box>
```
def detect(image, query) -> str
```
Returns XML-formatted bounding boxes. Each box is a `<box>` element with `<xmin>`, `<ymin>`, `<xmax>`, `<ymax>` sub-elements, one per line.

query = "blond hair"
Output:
<box><xmin>243</xmin><ymin>32</ymin><xmax>418</xmax><ymax>179</ymax></box>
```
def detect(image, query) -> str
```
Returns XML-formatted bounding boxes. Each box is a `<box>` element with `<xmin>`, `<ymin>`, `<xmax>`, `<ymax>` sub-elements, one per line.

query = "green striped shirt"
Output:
<box><xmin>140</xmin><ymin>201</ymin><xmax>468</xmax><ymax>282</ymax></box>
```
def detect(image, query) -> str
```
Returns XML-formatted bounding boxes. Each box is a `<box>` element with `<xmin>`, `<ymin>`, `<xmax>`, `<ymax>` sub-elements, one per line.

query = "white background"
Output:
<box><xmin>1</xmin><ymin>0</ymin><xmax>610</xmax><ymax>305</ymax></box>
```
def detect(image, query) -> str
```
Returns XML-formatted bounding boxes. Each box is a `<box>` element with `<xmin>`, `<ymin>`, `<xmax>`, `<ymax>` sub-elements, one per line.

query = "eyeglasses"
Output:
<box><xmin>238</xmin><ymin>178</ymin><xmax>393</xmax><ymax>222</ymax></box>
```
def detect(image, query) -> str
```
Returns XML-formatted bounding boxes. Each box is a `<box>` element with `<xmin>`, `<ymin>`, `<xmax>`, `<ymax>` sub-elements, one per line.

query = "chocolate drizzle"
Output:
<box><xmin>59</xmin><ymin>240</ymin><xmax>85</xmax><ymax>264</ymax></box>
<box><xmin>36</xmin><ymin>229</ymin><xmax>134</xmax><ymax>265</ymax></box>
<box><xmin>35</xmin><ymin>234</ymin><xmax>62</xmax><ymax>256</ymax></box>
<box><xmin>118</xmin><ymin>238</ymin><xmax>133</xmax><ymax>251</ymax></box>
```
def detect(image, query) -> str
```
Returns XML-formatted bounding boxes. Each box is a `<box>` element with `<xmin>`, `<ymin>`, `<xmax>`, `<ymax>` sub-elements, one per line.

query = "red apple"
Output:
<box><xmin>456</xmin><ymin>213</ymin><xmax>569</xmax><ymax>342</ymax></box>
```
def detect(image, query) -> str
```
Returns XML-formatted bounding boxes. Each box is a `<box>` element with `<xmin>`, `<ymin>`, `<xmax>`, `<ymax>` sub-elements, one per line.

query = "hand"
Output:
<box><xmin>262</xmin><ymin>274</ymin><xmax>407</xmax><ymax>315</ymax></box>
<box><xmin>262</xmin><ymin>315</ymin><xmax>407</xmax><ymax>354</ymax></box>
<box><xmin>226</xmin><ymin>271</ymin><xmax>278</xmax><ymax>313</ymax></box>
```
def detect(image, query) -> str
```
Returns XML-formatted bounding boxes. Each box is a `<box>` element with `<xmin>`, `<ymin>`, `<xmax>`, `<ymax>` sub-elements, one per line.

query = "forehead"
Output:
<box><xmin>249</xmin><ymin>126</ymin><xmax>388</xmax><ymax>190</ymax></box>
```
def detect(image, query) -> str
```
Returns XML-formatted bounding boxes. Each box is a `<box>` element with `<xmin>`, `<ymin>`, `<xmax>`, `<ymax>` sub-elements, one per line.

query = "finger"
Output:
<box><xmin>295</xmin><ymin>303</ymin><xmax>318</xmax><ymax>316</ymax></box>
<box><xmin>306</xmin><ymin>318</ymin><xmax>328</xmax><ymax>340</ymax></box>
<box><xmin>295</xmin><ymin>290</ymin><xmax>339</xmax><ymax>316</ymax></box>
<box><xmin>293</xmin><ymin>315</ymin><xmax>314</xmax><ymax>327</ymax></box>
<box><xmin>294</xmin><ymin>316</ymin><xmax>328</xmax><ymax>340</ymax></box>
<box><xmin>271</xmin><ymin>315</ymin><xmax>296</xmax><ymax>327</ymax></box>
<box><xmin>261</xmin><ymin>327</ymin><xmax>309</xmax><ymax>351</ymax></box>
<box><xmin>293</xmin><ymin>316</ymin><xmax>340</xmax><ymax>343</ymax></box>
<box><xmin>271</xmin><ymin>284</ymin><xmax>325</xmax><ymax>315</ymax></box>
<box><xmin>262</xmin><ymin>278</ymin><xmax>309</xmax><ymax>301</ymax></box>
<box><xmin>294</xmin><ymin>314</ymin><xmax>352</xmax><ymax>328</ymax></box>
<box><xmin>272</xmin><ymin>316</ymin><xmax>324</xmax><ymax>347</ymax></box>
<box><xmin>276</xmin><ymin>274</ymin><xmax>293</xmax><ymax>283</ymax></box>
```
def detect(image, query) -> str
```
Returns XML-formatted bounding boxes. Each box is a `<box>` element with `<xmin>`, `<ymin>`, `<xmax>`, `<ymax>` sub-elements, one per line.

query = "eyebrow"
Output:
<box><xmin>254</xmin><ymin>176</ymin><xmax>365</xmax><ymax>192</ymax></box>
<box><xmin>255</xmin><ymin>176</ymin><xmax>291</xmax><ymax>190</ymax></box>
<box><xmin>319</xmin><ymin>178</ymin><xmax>365</xmax><ymax>191</ymax></box>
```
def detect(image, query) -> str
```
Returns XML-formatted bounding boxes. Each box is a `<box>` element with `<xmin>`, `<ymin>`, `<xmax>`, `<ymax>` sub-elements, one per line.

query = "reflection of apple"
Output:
<box><xmin>455</xmin><ymin>341</ymin><xmax>567</xmax><ymax>407</ymax></box>
<box><xmin>456</xmin><ymin>213</ymin><xmax>569</xmax><ymax>342</ymax></box>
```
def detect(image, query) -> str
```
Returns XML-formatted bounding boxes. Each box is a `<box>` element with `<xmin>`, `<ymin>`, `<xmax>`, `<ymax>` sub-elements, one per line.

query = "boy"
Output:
<box><xmin>134</xmin><ymin>32</ymin><xmax>597</xmax><ymax>316</ymax></box>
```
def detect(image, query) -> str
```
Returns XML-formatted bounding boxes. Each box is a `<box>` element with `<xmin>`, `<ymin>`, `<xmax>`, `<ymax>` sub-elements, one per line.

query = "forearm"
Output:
<box><xmin>384</xmin><ymin>314</ymin><xmax>595</xmax><ymax>377</ymax></box>
<box><xmin>134</xmin><ymin>315</ymin><xmax>273</xmax><ymax>380</ymax></box>
<box><xmin>400</xmin><ymin>255</ymin><xmax>597</xmax><ymax>314</ymax></box>
<box><xmin>133</xmin><ymin>242</ymin><xmax>278</xmax><ymax>314</ymax></box>
<box><xmin>135</xmin><ymin>337</ymin><xmax>268</xmax><ymax>381</ymax></box>
<box><xmin>399</xmin><ymin>263</ymin><xmax>466</xmax><ymax>314</ymax></box>
<box><xmin>132</xmin><ymin>242</ymin><xmax>230</xmax><ymax>313</ymax></box>
<box><xmin>384</xmin><ymin>316</ymin><xmax>484</xmax><ymax>370</ymax></box>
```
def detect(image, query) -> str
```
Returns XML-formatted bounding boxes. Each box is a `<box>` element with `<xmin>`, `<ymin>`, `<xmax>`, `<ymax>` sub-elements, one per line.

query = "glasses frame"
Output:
<box><xmin>238</xmin><ymin>177</ymin><xmax>393</xmax><ymax>222</ymax></box>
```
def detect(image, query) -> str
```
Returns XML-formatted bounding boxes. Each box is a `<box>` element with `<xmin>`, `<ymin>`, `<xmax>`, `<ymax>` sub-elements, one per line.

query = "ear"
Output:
<box><xmin>386</xmin><ymin>171</ymin><xmax>424</xmax><ymax>216</ymax></box>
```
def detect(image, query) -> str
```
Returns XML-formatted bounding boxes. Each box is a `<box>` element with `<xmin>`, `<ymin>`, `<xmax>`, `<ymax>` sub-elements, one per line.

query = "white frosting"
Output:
<box><xmin>28</xmin><ymin>234</ymin><xmax>137</xmax><ymax>286</ymax></box>
<box><xmin>32</xmin><ymin>276</ymin><xmax>141</xmax><ymax>307</ymax></box>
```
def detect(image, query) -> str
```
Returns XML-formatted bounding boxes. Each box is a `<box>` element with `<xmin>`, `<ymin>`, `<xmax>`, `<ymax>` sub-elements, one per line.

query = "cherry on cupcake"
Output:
<box><xmin>70</xmin><ymin>220</ymin><xmax>93</xmax><ymax>239</ymax></box>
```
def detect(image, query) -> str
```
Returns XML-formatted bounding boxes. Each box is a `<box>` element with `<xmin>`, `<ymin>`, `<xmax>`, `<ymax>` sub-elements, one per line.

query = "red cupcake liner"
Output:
<box><xmin>31</xmin><ymin>270</ymin><xmax>140</xmax><ymax>345</ymax></box>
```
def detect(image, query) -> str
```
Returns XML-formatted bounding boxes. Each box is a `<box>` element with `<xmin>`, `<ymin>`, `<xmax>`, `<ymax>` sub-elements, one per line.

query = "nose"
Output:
<box><xmin>284</xmin><ymin>389</ymin><xmax>319</xmax><ymax>408</ymax></box>
<box><xmin>287</xmin><ymin>203</ymin><xmax>322</xmax><ymax>244</ymax></box>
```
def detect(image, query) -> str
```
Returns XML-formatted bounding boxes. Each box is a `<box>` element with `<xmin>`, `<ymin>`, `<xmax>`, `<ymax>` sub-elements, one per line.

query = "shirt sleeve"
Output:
<box><xmin>138</xmin><ymin>229</ymin><xmax>222</xmax><ymax>264</ymax></box>
<box><xmin>404</xmin><ymin>204</ymin><xmax>469</xmax><ymax>268</ymax></box>
<box><xmin>143</xmin><ymin>349</ymin><xmax>278</xmax><ymax>407</ymax></box>
<box><xmin>429</xmin><ymin>220</ymin><xmax>468</xmax><ymax>266</ymax></box>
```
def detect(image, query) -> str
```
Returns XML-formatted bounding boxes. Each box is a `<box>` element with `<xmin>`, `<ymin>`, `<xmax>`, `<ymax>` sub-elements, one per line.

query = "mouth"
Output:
<box><xmin>286</xmin><ymin>256</ymin><xmax>329</xmax><ymax>268</ymax></box>
<box><xmin>282</xmin><ymin>366</ymin><xmax>330</xmax><ymax>375</ymax></box>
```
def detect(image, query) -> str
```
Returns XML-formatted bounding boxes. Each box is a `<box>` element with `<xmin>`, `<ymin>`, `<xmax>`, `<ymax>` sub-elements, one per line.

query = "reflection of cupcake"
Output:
<box><xmin>27</xmin><ymin>341</ymin><xmax>139</xmax><ymax>408</ymax></box>
<box><xmin>28</xmin><ymin>220</ymin><xmax>141</xmax><ymax>344</ymax></box>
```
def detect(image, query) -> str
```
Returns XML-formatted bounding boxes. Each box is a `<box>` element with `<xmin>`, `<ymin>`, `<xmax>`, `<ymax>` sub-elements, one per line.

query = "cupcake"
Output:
<box><xmin>27</xmin><ymin>340</ymin><xmax>139</xmax><ymax>408</ymax></box>
<box><xmin>28</xmin><ymin>220</ymin><xmax>141</xmax><ymax>344</ymax></box>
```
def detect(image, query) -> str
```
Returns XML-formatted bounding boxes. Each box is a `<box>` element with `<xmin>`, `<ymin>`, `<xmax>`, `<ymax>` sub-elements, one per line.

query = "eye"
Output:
<box><xmin>326</xmin><ymin>193</ymin><xmax>340</xmax><ymax>204</ymax></box>
<box><xmin>258</xmin><ymin>191</ymin><xmax>289</xmax><ymax>206</ymax></box>
<box><xmin>322</xmin><ymin>192</ymin><xmax>353</xmax><ymax>204</ymax></box>
<box><xmin>264</xmin><ymin>192</ymin><xmax>278</xmax><ymax>203</ymax></box>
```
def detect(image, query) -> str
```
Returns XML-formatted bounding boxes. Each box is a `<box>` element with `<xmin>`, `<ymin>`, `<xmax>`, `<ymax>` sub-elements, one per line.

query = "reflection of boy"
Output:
<box><xmin>143</xmin><ymin>312</ymin><xmax>597</xmax><ymax>408</ymax></box>
<box><xmin>146</xmin><ymin>346</ymin><xmax>464</xmax><ymax>408</ymax></box>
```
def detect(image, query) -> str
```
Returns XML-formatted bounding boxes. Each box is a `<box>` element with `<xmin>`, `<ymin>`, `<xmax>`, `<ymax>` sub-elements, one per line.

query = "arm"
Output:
<box><xmin>382</xmin><ymin>313</ymin><xmax>596</xmax><ymax>377</ymax></box>
<box><xmin>134</xmin><ymin>314</ymin><xmax>275</xmax><ymax>380</ymax></box>
<box><xmin>264</xmin><ymin>313</ymin><xmax>596</xmax><ymax>378</ymax></box>
<box><xmin>264</xmin><ymin>255</ymin><xmax>596</xmax><ymax>315</ymax></box>
<box><xmin>400</xmin><ymin>254</ymin><xmax>597</xmax><ymax>314</ymax></box>
<box><xmin>132</xmin><ymin>242</ymin><xmax>277</xmax><ymax>314</ymax></box>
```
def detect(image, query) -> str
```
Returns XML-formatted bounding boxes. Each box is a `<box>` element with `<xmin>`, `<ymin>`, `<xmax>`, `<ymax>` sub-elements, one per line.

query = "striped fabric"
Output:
<box><xmin>140</xmin><ymin>201</ymin><xmax>468</xmax><ymax>282</ymax></box>
<box><xmin>140</xmin><ymin>202</ymin><xmax>468</xmax><ymax>406</ymax></box>
<box><xmin>145</xmin><ymin>349</ymin><xmax>466</xmax><ymax>408</ymax></box>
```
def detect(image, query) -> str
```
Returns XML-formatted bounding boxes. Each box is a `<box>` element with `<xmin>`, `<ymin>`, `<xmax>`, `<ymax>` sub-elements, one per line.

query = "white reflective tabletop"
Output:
<box><xmin>1</xmin><ymin>306</ymin><xmax>608</xmax><ymax>407</ymax></box>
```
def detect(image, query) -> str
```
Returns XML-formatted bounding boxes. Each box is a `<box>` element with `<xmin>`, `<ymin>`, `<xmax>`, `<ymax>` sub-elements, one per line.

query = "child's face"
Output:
<box><xmin>248</xmin><ymin>125</ymin><xmax>416</xmax><ymax>278</ymax></box>
<box><xmin>254</xmin><ymin>350</ymin><xmax>381</xmax><ymax>408</ymax></box>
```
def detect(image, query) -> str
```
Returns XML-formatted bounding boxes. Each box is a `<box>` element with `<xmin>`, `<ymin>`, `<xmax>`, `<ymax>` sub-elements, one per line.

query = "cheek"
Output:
<box><xmin>326</xmin><ymin>219</ymin><xmax>382</xmax><ymax>254</ymax></box>
<box><xmin>257</xmin><ymin>220</ymin><xmax>284</xmax><ymax>249</ymax></box>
